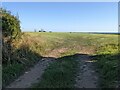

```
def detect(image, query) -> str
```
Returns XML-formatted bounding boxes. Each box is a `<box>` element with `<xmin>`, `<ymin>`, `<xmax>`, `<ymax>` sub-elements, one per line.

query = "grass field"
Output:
<box><xmin>3</xmin><ymin>32</ymin><xmax>119</xmax><ymax>88</ymax></box>
<box><xmin>20</xmin><ymin>32</ymin><xmax>118</xmax><ymax>57</ymax></box>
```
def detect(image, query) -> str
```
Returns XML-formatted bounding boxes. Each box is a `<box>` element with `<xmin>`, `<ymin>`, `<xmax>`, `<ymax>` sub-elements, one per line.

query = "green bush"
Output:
<box><xmin>1</xmin><ymin>8</ymin><xmax>21</xmax><ymax>64</ymax></box>
<box><xmin>1</xmin><ymin>8</ymin><xmax>21</xmax><ymax>39</ymax></box>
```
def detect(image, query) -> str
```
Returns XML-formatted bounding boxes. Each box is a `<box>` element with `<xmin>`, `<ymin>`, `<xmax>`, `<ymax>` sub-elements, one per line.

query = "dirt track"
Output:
<box><xmin>6</xmin><ymin>57</ymin><xmax>56</xmax><ymax>88</ymax></box>
<box><xmin>6</xmin><ymin>48</ymin><xmax>98</xmax><ymax>88</ymax></box>
<box><xmin>75</xmin><ymin>54</ymin><xmax>98</xmax><ymax>88</ymax></box>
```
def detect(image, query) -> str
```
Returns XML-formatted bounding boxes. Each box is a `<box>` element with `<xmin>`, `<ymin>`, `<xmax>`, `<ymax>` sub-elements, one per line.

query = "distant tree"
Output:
<box><xmin>39</xmin><ymin>28</ymin><xmax>46</xmax><ymax>32</ymax></box>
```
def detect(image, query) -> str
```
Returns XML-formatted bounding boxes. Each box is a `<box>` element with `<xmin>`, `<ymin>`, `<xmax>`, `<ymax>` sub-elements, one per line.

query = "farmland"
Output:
<box><xmin>3</xmin><ymin>32</ymin><xmax>119</xmax><ymax>88</ymax></box>
<box><xmin>2</xmin><ymin>2</ymin><xmax>119</xmax><ymax>88</ymax></box>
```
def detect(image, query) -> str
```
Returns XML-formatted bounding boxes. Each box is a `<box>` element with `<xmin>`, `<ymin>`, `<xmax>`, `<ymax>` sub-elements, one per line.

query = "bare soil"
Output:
<box><xmin>6</xmin><ymin>57</ymin><xmax>56</xmax><ymax>88</ymax></box>
<box><xmin>75</xmin><ymin>54</ymin><xmax>98</xmax><ymax>88</ymax></box>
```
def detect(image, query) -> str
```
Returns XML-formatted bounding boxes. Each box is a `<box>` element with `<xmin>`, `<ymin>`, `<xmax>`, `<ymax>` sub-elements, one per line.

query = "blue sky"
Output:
<box><xmin>2</xmin><ymin>2</ymin><xmax>118</xmax><ymax>32</ymax></box>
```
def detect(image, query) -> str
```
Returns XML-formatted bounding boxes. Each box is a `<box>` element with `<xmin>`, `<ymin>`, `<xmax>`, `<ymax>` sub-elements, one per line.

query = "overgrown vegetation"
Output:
<box><xmin>2</xmin><ymin>8</ymin><xmax>21</xmax><ymax>38</ymax></box>
<box><xmin>2</xmin><ymin>46</ymin><xmax>42</xmax><ymax>87</ymax></box>
<box><xmin>94</xmin><ymin>43</ymin><xmax>119</xmax><ymax>88</ymax></box>
<box><xmin>2</xmin><ymin>8</ymin><xmax>21</xmax><ymax>65</ymax></box>
<box><xmin>2</xmin><ymin>9</ymin><xmax>42</xmax><ymax>87</ymax></box>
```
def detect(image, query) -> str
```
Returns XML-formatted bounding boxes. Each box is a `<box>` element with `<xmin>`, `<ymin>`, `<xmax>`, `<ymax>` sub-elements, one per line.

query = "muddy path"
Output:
<box><xmin>75</xmin><ymin>54</ymin><xmax>98</xmax><ymax>88</ymax></box>
<box><xmin>6</xmin><ymin>57</ymin><xmax>56</xmax><ymax>88</ymax></box>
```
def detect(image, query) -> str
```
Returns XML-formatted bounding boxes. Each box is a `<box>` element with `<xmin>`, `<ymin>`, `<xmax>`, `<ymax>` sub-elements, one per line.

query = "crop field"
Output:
<box><xmin>3</xmin><ymin>32</ymin><xmax>119</xmax><ymax>88</ymax></box>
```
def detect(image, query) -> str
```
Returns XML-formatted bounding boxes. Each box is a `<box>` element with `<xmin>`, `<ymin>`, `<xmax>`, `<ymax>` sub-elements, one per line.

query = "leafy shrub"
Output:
<box><xmin>1</xmin><ymin>8</ymin><xmax>21</xmax><ymax>38</ymax></box>
<box><xmin>1</xmin><ymin>8</ymin><xmax>21</xmax><ymax>64</ymax></box>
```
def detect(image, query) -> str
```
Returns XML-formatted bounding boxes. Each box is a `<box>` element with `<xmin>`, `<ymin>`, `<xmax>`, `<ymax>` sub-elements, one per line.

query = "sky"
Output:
<box><xmin>2</xmin><ymin>2</ymin><xmax>118</xmax><ymax>32</ymax></box>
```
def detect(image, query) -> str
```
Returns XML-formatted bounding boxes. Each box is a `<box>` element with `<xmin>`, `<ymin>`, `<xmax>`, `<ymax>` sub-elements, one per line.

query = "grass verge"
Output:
<box><xmin>94</xmin><ymin>44</ymin><xmax>119</xmax><ymax>88</ymax></box>
<box><xmin>2</xmin><ymin>45</ymin><xmax>42</xmax><ymax>87</ymax></box>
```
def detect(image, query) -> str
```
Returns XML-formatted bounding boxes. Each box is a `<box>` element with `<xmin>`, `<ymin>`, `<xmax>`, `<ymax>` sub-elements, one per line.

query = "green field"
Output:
<box><xmin>3</xmin><ymin>32</ymin><xmax>119</xmax><ymax>88</ymax></box>
<box><xmin>20</xmin><ymin>32</ymin><xmax>118</xmax><ymax>56</ymax></box>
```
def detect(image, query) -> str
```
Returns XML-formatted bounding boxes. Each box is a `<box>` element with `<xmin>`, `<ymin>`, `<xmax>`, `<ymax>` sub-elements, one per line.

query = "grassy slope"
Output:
<box><xmin>3</xmin><ymin>32</ymin><xmax>119</xmax><ymax>88</ymax></box>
